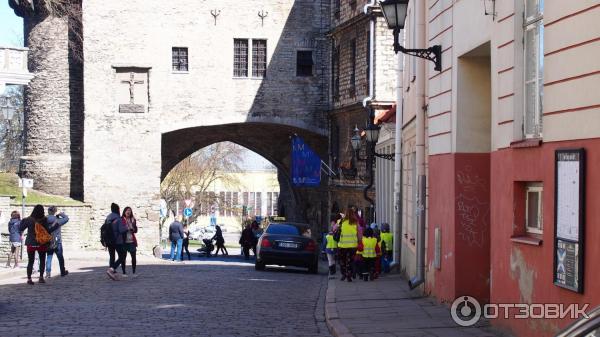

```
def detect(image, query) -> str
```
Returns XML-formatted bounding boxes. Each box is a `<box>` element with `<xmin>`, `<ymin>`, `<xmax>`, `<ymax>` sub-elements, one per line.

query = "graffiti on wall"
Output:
<box><xmin>456</xmin><ymin>166</ymin><xmax>489</xmax><ymax>247</ymax></box>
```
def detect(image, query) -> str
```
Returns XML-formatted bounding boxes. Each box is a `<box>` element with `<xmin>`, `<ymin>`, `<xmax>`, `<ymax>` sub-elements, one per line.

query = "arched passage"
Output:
<box><xmin>162</xmin><ymin>123</ymin><xmax>329</xmax><ymax>233</ymax></box>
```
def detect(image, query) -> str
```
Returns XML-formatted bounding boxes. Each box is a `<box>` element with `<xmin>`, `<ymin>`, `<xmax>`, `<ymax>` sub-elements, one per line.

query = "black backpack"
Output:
<box><xmin>100</xmin><ymin>219</ymin><xmax>116</xmax><ymax>247</ymax></box>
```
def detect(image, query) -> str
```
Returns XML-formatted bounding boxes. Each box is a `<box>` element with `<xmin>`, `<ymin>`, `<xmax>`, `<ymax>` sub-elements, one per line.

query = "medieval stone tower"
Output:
<box><xmin>10</xmin><ymin>0</ymin><xmax>84</xmax><ymax>200</ymax></box>
<box><xmin>10</xmin><ymin>0</ymin><xmax>331</xmax><ymax>250</ymax></box>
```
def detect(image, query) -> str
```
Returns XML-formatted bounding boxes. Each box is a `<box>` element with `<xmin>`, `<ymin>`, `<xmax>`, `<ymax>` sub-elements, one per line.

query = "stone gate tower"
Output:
<box><xmin>9</xmin><ymin>0</ymin><xmax>84</xmax><ymax>200</ymax></box>
<box><xmin>10</xmin><ymin>0</ymin><xmax>331</xmax><ymax>251</ymax></box>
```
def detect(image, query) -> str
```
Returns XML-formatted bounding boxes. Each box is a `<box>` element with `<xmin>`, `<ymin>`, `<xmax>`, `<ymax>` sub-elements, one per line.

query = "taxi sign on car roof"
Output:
<box><xmin>271</xmin><ymin>216</ymin><xmax>286</xmax><ymax>222</ymax></box>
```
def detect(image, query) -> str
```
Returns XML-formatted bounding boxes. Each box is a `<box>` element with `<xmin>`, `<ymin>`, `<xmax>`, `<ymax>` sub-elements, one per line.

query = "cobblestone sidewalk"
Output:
<box><xmin>325</xmin><ymin>273</ymin><xmax>511</xmax><ymax>337</ymax></box>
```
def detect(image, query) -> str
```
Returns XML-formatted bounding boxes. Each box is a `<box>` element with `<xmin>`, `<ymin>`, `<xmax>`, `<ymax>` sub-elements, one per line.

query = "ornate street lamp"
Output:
<box><xmin>379</xmin><ymin>0</ymin><xmax>442</xmax><ymax>71</ymax></box>
<box><xmin>351</xmin><ymin>126</ymin><xmax>362</xmax><ymax>152</ymax></box>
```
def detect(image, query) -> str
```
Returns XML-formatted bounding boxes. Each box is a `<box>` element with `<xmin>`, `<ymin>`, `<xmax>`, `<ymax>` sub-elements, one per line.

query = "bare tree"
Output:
<box><xmin>160</xmin><ymin>142</ymin><xmax>243</xmax><ymax>224</ymax></box>
<box><xmin>0</xmin><ymin>86</ymin><xmax>24</xmax><ymax>172</ymax></box>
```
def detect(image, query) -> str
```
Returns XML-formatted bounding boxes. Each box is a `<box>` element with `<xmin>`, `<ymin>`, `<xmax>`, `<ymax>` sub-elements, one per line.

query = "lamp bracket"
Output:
<box><xmin>374</xmin><ymin>152</ymin><xmax>395</xmax><ymax>161</ymax></box>
<box><xmin>393</xmin><ymin>28</ymin><xmax>442</xmax><ymax>71</ymax></box>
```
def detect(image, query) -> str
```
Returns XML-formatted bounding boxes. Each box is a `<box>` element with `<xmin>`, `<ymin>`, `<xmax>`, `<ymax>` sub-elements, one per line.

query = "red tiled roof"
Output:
<box><xmin>375</xmin><ymin>105</ymin><xmax>396</xmax><ymax>124</ymax></box>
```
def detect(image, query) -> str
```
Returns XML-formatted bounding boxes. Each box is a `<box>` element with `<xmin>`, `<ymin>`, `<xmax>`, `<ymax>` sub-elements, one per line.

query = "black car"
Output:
<box><xmin>255</xmin><ymin>222</ymin><xmax>319</xmax><ymax>273</ymax></box>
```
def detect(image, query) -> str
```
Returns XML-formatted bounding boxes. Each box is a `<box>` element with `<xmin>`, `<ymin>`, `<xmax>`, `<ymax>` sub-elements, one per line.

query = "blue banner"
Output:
<box><xmin>292</xmin><ymin>136</ymin><xmax>321</xmax><ymax>187</ymax></box>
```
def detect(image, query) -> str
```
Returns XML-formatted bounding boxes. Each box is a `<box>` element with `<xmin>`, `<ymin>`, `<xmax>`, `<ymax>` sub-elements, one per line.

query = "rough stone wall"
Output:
<box><xmin>0</xmin><ymin>197</ymin><xmax>93</xmax><ymax>260</ymax></box>
<box><xmin>328</xmin><ymin>3</ymin><xmax>397</xmax><ymax>223</ymax></box>
<box><xmin>18</xmin><ymin>5</ymin><xmax>84</xmax><ymax>200</ymax></box>
<box><xmin>81</xmin><ymin>0</ymin><xmax>331</xmax><ymax>251</ymax></box>
<box><xmin>374</xmin><ymin>18</ymin><xmax>396</xmax><ymax>102</ymax></box>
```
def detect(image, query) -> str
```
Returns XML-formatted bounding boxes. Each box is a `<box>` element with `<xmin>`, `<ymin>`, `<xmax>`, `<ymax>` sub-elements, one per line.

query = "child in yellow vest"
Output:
<box><xmin>357</xmin><ymin>227</ymin><xmax>380</xmax><ymax>281</ymax></box>
<box><xmin>325</xmin><ymin>229</ymin><xmax>338</xmax><ymax>277</ymax></box>
<box><xmin>380</xmin><ymin>223</ymin><xmax>393</xmax><ymax>273</ymax></box>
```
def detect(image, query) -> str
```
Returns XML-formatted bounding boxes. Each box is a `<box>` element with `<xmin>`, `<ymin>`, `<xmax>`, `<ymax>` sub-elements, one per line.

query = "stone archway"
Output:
<box><xmin>162</xmin><ymin>122</ymin><xmax>329</xmax><ymax>233</ymax></box>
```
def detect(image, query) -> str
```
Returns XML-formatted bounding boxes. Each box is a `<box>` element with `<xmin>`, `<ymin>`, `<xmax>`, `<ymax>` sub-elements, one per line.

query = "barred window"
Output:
<box><xmin>233</xmin><ymin>39</ymin><xmax>248</xmax><ymax>77</ymax></box>
<box><xmin>172</xmin><ymin>47</ymin><xmax>188</xmax><ymax>71</ymax></box>
<box><xmin>296</xmin><ymin>50</ymin><xmax>314</xmax><ymax>76</ymax></box>
<box><xmin>252</xmin><ymin>40</ymin><xmax>267</xmax><ymax>78</ymax></box>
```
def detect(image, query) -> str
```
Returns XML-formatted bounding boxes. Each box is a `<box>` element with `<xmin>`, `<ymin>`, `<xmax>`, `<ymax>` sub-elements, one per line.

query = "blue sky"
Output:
<box><xmin>0</xmin><ymin>2</ymin><xmax>23</xmax><ymax>47</ymax></box>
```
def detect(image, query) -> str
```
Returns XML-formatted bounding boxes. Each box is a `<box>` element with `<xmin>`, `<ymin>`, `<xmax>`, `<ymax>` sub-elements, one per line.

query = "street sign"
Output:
<box><xmin>183</xmin><ymin>208</ymin><xmax>193</xmax><ymax>217</ymax></box>
<box><xmin>184</xmin><ymin>199</ymin><xmax>192</xmax><ymax>207</ymax></box>
<box><xmin>18</xmin><ymin>178</ymin><xmax>34</xmax><ymax>188</ymax></box>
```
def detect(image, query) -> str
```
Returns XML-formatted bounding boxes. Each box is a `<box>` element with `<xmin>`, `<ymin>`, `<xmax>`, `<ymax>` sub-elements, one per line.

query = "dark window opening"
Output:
<box><xmin>296</xmin><ymin>50</ymin><xmax>314</xmax><ymax>76</ymax></box>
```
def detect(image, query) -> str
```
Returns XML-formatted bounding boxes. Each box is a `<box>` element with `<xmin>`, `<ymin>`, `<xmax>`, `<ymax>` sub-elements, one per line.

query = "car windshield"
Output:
<box><xmin>266</xmin><ymin>224</ymin><xmax>308</xmax><ymax>236</ymax></box>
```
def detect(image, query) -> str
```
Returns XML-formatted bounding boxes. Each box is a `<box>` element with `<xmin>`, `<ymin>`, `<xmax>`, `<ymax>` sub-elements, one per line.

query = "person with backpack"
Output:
<box><xmin>103</xmin><ymin>203</ymin><xmax>128</xmax><ymax>280</ymax></box>
<box><xmin>19</xmin><ymin>204</ymin><xmax>56</xmax><ymax>285</ymax></box>
<box><xmin>45</xmin><ymin>206</ymin><xmax>70</xmax><ymax>278</ymax></box>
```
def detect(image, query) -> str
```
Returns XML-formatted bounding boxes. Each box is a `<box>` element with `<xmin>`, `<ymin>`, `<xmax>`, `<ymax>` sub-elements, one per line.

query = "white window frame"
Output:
<box><xmin>523</xmin><ymin>0</ymin><xmax>544</xmax><ymax>138</ymax></box>
<box><xmin>525</xmin><ymin>183</ymin><xmax>543</xmax><ymax>234</ymax></box>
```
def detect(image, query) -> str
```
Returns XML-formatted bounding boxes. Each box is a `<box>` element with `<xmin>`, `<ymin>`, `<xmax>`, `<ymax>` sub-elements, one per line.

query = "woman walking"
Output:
<box><xmin>19</xmin><ymin>205</ymin><xmax>55</xmax><ymax>285</ymax></box>
<box><xmin>6</xmin><ymin>211</ymin><xmax>22</xmax><ymax>268</ymax></box>
<box><xmin>337</xmin><ymin>207</ymin><xmax>360</xmax><ymax>282</ymax></box>
<box><xmin>121</xmin><ymin>207</ymin><xmax>138</xmax><ymax>275</ymax></box>
<box><xmin>182</xmin><ymin>224</ymin><xmax>191</xmax><ymax>260</ymax></box>
<box><xmin>213</xmin><ymin>225</ymin><xmax>228</xmax><ymax>256</ymax></box>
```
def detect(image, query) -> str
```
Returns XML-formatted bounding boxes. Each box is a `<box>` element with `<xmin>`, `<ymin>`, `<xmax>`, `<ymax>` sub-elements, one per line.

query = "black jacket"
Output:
<box><xmin>169</xmin><ymin>221</ymin><xmax>184</xmax><ymax>242</ymax></box>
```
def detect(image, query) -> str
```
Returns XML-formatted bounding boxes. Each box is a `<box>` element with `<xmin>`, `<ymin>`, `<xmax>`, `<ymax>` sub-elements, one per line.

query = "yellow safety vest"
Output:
<box><xmin>381</xmin><ymin>232</ymin><xmax>393</xmax><ymax>251</ymax></box>
<box><xmin>338</xmin><ymin>220</ymin><xmax>358</xmax><ymax>248</ymax></box>
<box><xmin>325</xmin><ymin>234</ymin><xmax>338</xmax><ymax>249</ymax></box>
<box><xmin>362</xmin><ymin>237</ymin><xmax>378</xmax><ymax>258</ymax></box>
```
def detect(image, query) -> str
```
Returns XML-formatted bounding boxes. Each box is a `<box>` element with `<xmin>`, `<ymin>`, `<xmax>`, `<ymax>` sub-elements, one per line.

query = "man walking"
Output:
<box><xmin>104</xmin><ymin>203</ymin><xmax>128</xmax><ymax>280</ymax></box>
<box><xmin>169</xmin><ymin>218</ymin><xmax>184</xmax><ymax>261</ymax></box>
<box><xmin>45</xmin><ymin>206</ymin><xmax>70</xmax><ymax>278</ymax></box>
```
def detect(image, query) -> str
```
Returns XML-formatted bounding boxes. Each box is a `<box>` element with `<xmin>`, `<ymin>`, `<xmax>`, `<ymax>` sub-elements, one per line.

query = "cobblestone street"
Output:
<box><xmin>0</xmin><ymin>254</ymin><xmax>331</xmax><ymax>337</ymax></box>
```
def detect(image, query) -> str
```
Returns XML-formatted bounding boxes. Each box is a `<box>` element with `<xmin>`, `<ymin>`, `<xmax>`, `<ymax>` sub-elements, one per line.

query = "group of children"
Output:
<box><xmin>324</xmin><ymin>215</ymin><xmax>393</xmax><ymax>282</ymax></box>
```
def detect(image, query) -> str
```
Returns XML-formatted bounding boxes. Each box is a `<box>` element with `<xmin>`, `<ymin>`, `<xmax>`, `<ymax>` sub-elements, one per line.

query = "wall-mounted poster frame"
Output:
<box><xmin>553</xmin><ymin>148</ymin><xmax>585</xmax><ymax>293</ymax></box>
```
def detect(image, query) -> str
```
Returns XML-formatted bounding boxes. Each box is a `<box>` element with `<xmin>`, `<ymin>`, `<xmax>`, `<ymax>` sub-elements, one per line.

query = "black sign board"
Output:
<box><xmin>553</xmin><ymin>149</ymin><xmax>585</xmax><ymax>293</ymax></box>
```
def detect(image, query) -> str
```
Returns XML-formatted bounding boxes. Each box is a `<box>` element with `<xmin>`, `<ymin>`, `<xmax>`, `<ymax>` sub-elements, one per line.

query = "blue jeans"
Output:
<box><xmin>170</xmin><ymin>239</ymin><xmax>183</xmax><ymax>261</ymax></box>
<box><xmin>46</xmin><ymin>242</ymin><xmax>66</xmax><ymax>274</ymax></box>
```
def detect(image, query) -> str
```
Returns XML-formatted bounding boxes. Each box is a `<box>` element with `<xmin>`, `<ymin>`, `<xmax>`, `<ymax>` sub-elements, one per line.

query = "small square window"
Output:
<box><xmin>172</xmin><ymin>47</ymin><xmax>188</xmax><ymax>72</ymax></box>
<box><xmin>525</xmin><ymin>183</ymin><xmax>543</xmax><ymax>234</ymax></box>
<box><xmin>296</xmin><ymin>50</ymin><xmax>314</xmax><ymax>77</ymax></box>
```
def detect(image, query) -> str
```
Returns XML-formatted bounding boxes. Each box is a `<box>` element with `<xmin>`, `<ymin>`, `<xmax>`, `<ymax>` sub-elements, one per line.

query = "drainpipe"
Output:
<box><xmin>362</xmin><ymin>0</ymin><xmax>377</xmax><ymax>223</ymax></box>
<box><xmin>389</xmin><ymin>46</ymin><xmax>404</xmax><ymax>270</ymax></box>
<box><xmin>408</xmin><ymin>0</ymin><xmax>427</xmax><ymax>290</ymax></box>
<box><xmin>362</xmin><ymin>0</ymin><xmax>376</xmax><ymax>109</ymax></box>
